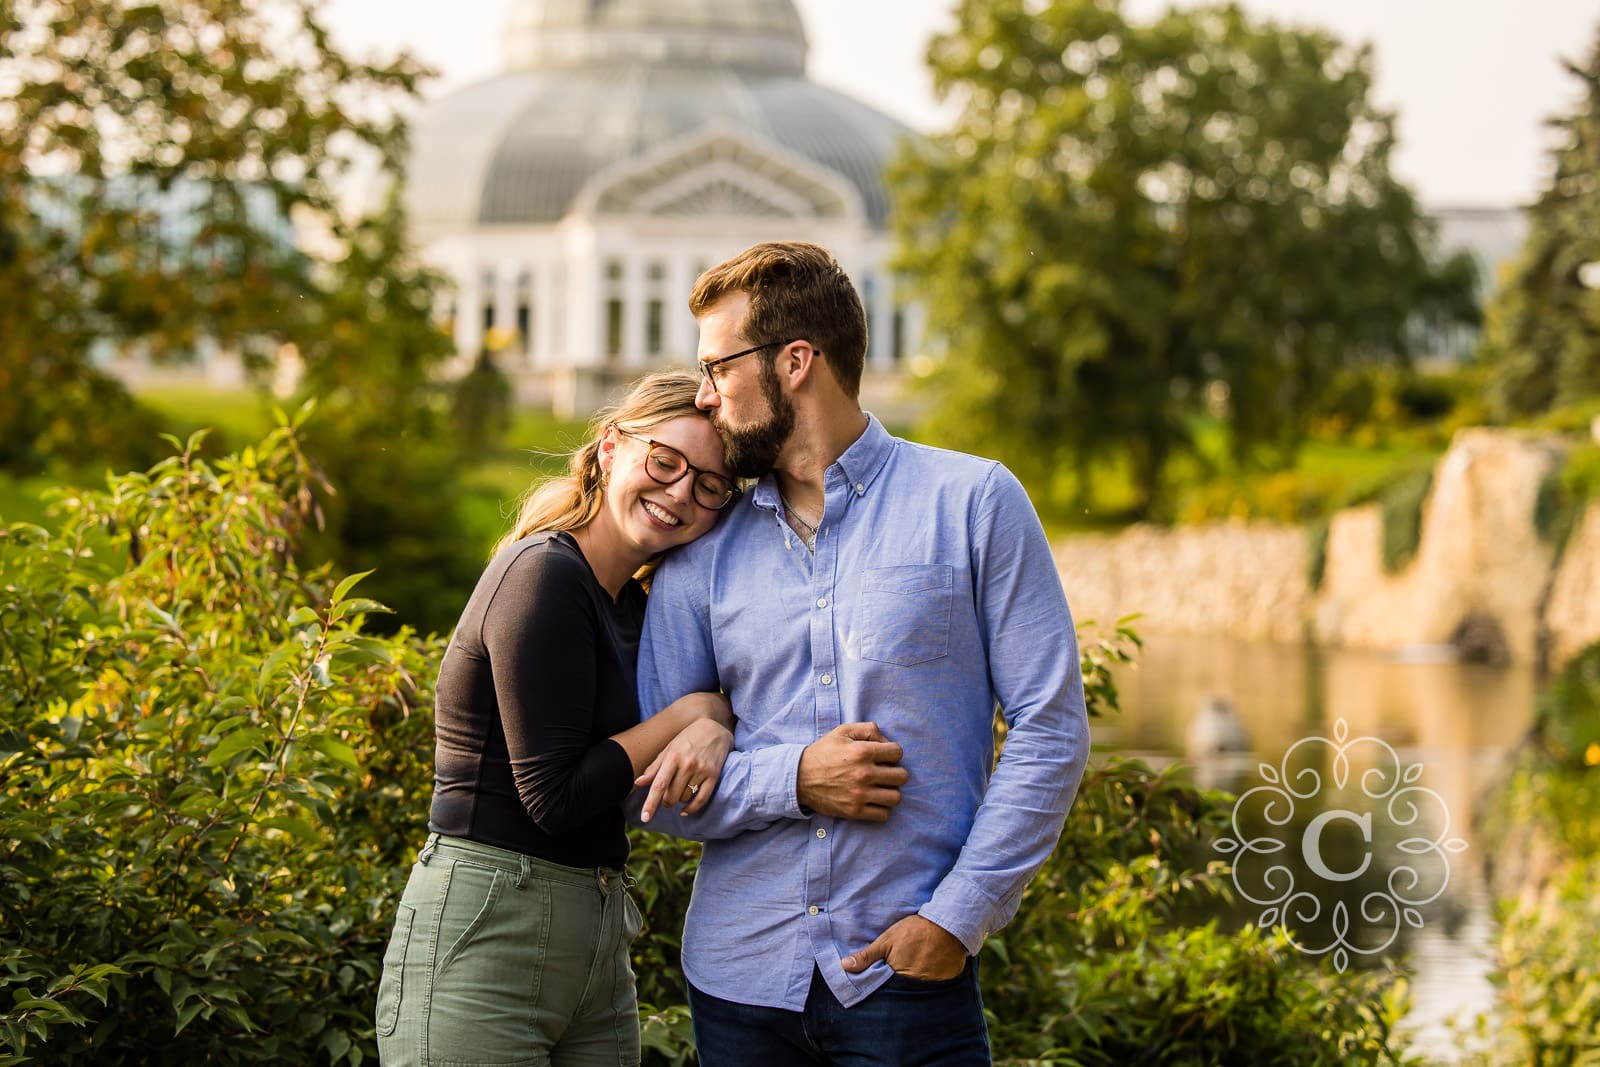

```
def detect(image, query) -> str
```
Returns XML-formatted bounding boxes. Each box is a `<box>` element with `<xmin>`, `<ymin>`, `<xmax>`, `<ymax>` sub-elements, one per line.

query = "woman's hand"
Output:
<box><xmin>636</xmin><ymin>717</ymin><xmax>733</xmax><ymax>822</ymax></box>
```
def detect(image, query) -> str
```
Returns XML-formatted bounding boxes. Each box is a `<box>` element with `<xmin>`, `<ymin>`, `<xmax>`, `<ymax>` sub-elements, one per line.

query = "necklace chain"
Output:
<box><xmin>780</xmin><ymin>493</ymin><xmax>820</xmax><ymax>551</ymax></box>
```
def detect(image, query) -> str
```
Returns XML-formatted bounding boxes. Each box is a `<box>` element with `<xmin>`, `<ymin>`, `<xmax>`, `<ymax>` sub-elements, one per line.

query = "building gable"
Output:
<box><xmin>572</xmin><ymin>123</ymin><xmax>865</xmax><ymax>220</ymax></box>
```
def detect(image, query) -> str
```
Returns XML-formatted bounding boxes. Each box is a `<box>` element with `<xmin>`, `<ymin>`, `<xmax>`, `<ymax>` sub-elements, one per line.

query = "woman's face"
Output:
<box><xmin>598</xmin><ymin>414</ymin><xmax>733</xmax><ymax>560</ymax></box>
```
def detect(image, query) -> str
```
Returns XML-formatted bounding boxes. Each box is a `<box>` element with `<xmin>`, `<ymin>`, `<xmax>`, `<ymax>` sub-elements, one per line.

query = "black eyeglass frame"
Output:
<box><xmin>697</xmin><ymin>338</ymin><xmax>799</xmax><ymax>394</ymax></box>
<box><xmin>613</xmin><ymin>427</ymin><xmax>741</xmax><ymax>511</ymax></box>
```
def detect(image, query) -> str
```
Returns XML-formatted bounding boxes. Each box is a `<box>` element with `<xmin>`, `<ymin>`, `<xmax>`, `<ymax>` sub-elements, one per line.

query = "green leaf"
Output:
<box><xmin>205</xmin><ymin>727</ymin><xmax>270</xmax><ymax>766</ymax></box>
<box><xmin>304</xmin><ymin>734</ymin><xmax>360</xmax><ymax>770</ymax></box>
<box><xmin>330</xmin><ymin>570</ymin><xmax>373</xmax><ymax>607</ymax></box>
<box><xmin>259</xmin><ymin>816</ymin><xmax>320</xmax><ymax>843</ymax></box>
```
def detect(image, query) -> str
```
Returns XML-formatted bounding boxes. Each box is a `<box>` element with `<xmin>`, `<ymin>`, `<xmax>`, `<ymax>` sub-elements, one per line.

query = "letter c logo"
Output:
<box><xmin>1302</xmin><ymin>809</ymin><xmax>1372</xmax><ymax>882</ymax></box>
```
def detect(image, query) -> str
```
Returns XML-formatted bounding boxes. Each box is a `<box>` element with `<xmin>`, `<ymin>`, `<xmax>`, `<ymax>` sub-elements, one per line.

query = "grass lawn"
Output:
<box><xmin>3</xmin><ymin>384</ymin><xmax>1453</xmax><ymax>541</ymax></box>
<box><xmin>0</xmin><ymin>474</ymin><xmax>62</xmax><ymax>527</ymax></box>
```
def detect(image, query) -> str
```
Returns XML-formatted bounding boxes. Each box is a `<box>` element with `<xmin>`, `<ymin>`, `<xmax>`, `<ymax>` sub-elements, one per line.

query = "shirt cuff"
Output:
<box><xmin>743</xmin><ymin>743</ymin><xmax>807</xmax><ymax>821</ymax></box>
<box><xmin>918</xmin><ymin>872</ymin><xmax>1002</xmax><ymax>956</ymax></box>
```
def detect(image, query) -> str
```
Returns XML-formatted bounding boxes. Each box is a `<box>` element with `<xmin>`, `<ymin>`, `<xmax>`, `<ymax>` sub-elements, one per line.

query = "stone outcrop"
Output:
<box><xmin>1053</xmin><ymin>428</ymin><xmax>1600</xmax><ymax>670</ymax></box>
<box><xmin>1055</xmin><ymin>522</ymin><xmax>1308</xmax><ymax>643</ymax></box>
<box><xmin>1547</xmin><ymin>502</ymin><xmax>1600</xmax><ymax>668</ymax></box>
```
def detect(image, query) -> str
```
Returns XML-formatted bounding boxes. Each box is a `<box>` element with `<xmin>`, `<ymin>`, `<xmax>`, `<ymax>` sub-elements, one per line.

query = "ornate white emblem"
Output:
<box><xmin>1213</xmin><ymin>718</ymin><xmax>1469</xmax><ymax>971</ymax></box>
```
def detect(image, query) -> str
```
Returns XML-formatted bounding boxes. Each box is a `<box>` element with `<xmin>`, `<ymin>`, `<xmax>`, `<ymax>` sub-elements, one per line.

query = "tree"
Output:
<box><xmin>1</xmin><ymin>0</ymin><xmax>490</xmax><ymax>632</ymax></box>
<box><xmin>892</xmin><ymin>0</ymin><xmax>1477</xmax><ymax>517</ymax></box>
<box><xmin>1479</xmin><ymin>27</ymin><xmax>1600</xmax><ymax>420</ymax></box>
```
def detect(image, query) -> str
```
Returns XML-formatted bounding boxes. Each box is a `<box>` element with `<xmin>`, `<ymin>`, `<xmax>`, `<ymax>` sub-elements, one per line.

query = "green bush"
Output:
<box><xmin>0</xmin><ymin>424</ymin><xmax>438</xmax><ymax>1064</ymax></box>
<box><xmin>1475</xmin><ymin>648</ymin><xmax>1600</xmax><ymax>1064</ymax></box>
<box><xmin>979</xmin><ymin>761</ymin><xmax>1416</xmax><ymax>1065</ymax></box>
<box><xmin>1491</xmin><ymin>858</ymin><xmax>1600</xmax><ymax>1064</ymax></box>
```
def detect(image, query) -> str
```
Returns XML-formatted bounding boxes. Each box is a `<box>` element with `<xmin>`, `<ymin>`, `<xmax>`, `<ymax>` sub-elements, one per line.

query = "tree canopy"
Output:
<box><xmin>1479</xmin><ymin>26</ymin><xmax>1600</xmax><ymax>420</ymax></box>
<box><xmin>0</xmin><ymin>0</ymin><xmax>487</xmax><ymax>631</ymax></box>
<box><xmin>0</xmin><ymin>0</ymin><xmax>451</xmax><ymax>470</ymax></box>
<box><xmin>891</xmin><ymin>0</ymin><xmax>1477</xmax><ymax>517</ymax></box>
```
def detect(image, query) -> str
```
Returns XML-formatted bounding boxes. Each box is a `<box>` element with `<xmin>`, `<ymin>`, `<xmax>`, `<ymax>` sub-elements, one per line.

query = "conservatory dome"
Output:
<box><xmin>405</xmin><ymin>0</ymin><xmax>912</xmax><ymax>232</ymax></box>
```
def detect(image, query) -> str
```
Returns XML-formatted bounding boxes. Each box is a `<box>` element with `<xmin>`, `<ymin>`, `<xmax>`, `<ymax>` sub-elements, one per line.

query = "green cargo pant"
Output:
<box><xmin>376</xmin><ymin>834</ymin><xmax>644</xmax><ymax>1066</ymax></box>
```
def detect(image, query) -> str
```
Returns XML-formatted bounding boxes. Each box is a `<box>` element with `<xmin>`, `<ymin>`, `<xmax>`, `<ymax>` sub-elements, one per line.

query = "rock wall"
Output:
<box><xmin>1052</xmin><ymin>428</ymin><xmax>1600</xmax><ymax>670</ymax></box>
<box><xmin>1055</xmin><ymin>522</ymin><xmax>1309</xmax><ymax>643</ymax></box>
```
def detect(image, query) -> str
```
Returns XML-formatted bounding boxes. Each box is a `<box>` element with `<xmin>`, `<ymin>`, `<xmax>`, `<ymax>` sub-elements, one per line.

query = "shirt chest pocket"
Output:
<box><xmin>858</xmin><ymin>564</ymin><xmax>954</xmax><ymax>667</ymax></box>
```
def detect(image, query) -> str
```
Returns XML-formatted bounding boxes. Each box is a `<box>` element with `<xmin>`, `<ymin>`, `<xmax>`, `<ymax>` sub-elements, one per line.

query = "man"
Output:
<box><xmin>632</xmin><ymin>241</ymin><xmax>1089</xmax><ymax>1065</ymax></box>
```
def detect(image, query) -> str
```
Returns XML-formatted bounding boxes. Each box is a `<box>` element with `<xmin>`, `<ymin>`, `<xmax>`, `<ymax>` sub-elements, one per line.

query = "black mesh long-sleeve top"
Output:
<box><xmin>428</xmin><ymin>531</ymin><xmax>646</xmax><ymax>869</ymax></box>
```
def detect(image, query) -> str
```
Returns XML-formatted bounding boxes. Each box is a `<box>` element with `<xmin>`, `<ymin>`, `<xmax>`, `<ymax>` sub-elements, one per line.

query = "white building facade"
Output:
<box><xmin>405</xmin><ymin>0</ymin><xmax>925</xmax><ymax>416</ymax></box>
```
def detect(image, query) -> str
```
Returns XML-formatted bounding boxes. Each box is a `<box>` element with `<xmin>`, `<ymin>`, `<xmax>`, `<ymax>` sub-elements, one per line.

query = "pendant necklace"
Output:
<box><xmin>780</xmin><ymin>493</ymin><xmax>820</xmax><ymax>553</ymax></box>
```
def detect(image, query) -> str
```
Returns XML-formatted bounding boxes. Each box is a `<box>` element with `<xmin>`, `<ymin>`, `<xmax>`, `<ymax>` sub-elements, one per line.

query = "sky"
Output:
<box><xmin>319</xmin><ymin>0</ymin><xmax>1599</xmax><ymax>208</ymax></box>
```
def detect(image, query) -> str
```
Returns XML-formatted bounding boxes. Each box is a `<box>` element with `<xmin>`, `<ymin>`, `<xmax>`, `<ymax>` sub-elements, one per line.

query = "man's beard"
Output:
<box><xmin>717</xmin><ymin>357</ymin><xmax>795</xmax><ymax>478</ymax></box>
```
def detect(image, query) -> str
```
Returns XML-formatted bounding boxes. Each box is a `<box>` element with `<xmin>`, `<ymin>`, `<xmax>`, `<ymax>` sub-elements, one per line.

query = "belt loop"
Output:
<box><xmin>418</xmin><ymin>832</ymin><xmax>440</xmax><ymax>866</ymax></box>
<box><xmin>515</xmin><ymin>854</ymin><xmax>532</xmax><ymax>890</ymax></box>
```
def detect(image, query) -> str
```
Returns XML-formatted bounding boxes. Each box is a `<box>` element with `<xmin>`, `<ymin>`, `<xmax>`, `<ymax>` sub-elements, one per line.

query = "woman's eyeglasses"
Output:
<box><xmin>614</xmin><ymin>427</ymin><xmax>740</xmax><ymax>511</ymax></box>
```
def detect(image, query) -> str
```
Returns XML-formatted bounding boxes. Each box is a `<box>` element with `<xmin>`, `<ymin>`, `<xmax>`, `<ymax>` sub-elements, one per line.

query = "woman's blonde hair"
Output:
<box><xmin>494</xmin><ymin>370</ymin><xmax>707</xmax><ymax>555</ymax></box>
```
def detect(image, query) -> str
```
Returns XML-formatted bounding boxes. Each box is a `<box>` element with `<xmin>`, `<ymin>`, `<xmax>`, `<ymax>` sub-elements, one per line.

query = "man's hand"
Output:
<box><xmin>841</xmin><ymin>915</ymin><xmax>967</xmax><ymax>981</ymax></box>
<box><xmin>796</xmin><ymin>722</ymin><xmax>907</xmax><ymax>822</ymax></box>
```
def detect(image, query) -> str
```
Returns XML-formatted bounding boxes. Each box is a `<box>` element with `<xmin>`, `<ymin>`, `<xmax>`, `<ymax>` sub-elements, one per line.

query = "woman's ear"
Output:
<box><xmin>597</xmin><ymin>426</ymin><xmax>618</xmax><ymax>478</ymax></box>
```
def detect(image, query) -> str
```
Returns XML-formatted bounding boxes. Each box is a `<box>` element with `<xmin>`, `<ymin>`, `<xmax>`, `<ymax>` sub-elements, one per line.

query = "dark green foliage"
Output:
<box><xmin>0</xmin><ymin>0</ymin><xmax>482</xmax><ymax>635</ymax></box>
<box><xmin>0</xmin><ymin>425</ymin><xmax>438</xmax><ymax>1064</ymax></box>
<box><xmin>0</xmin><ymin>0</ymin><xmax>433</xmax><ymax>477</ymax></box>
<box><xmin>892</xmin><ymin>0</ymin><xmax>1477</xmax><ymax>517</ymax></box>
<box><xmin>1306</xmin><ymin>516</ymin><xmax>1331</xmax><ymax>590</ymax></box>
<box><xmin>450</xmin><ymin>352</ymin><xmax>515</xmax><ymax>455</ymax></box>
<box><xmin>1479</xmin><ymin>28</ymin><xmax>1600</xmax><ymax>420</ymax></box>
<box><xmin>1378</xmin><ymin>466</ymin><xmax>1433</xmax><ymax>573</ymax></box>
<box><xmin>1532</xmin><ymin>445</ymin><xmax>1600</xmax><ymax>564</ymax></box>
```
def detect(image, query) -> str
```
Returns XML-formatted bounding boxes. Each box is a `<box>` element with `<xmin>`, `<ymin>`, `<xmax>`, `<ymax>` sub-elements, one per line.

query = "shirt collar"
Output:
<box><xmin>749</xmin><ymin>412</ymin><xmax>894</xmax><ymax>510</ymax></box>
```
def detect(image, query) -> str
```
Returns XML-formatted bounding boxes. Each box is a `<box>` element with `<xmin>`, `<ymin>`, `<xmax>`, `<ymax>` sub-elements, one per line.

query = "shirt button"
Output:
<box><xmin>816</xmin><ymin>827</ymin><xmax>827</xmax><ymax>839</ymax></box>
<box><xmin>820</xmin><ymin>673</ymin><xmax>832</xmax><ymax>685</ymax></box>
<box><xmin>856</xmin><ymin>483</ymin><xmax>865</xmax><ymax>494</ymax></box>
<box><xmin>808</xmin><ymin>905</ymin><xmax>820</xmax><ymax>916</ymax></box>
<box><xmin>816</xmin><ymin>597</ymin><xmax>827</xmax><ymax>608</ymax></box>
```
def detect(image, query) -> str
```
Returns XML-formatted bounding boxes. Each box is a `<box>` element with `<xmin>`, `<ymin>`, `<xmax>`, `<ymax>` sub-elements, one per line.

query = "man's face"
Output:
<box><xmin>695</xmin><ymin>293</ymin><xmax>796</xmax><ymax>479</ymax></box>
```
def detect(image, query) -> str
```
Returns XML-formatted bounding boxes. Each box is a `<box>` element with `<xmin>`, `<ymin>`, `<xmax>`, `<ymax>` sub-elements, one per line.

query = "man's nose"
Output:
<box><xmin>695</xmin><ymin>374</ymin><xmax>719</xmax><ymax>411</ymax></box>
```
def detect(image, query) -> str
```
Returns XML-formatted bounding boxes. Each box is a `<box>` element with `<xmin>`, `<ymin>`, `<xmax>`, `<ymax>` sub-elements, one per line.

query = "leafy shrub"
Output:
<box><xmin>0</xmin><ymin>423</ymin><xmax>438</xmax><ymax>1064</ymax></box>
<box><xmin>980</xmin><ymin>761</ymin><xmax>1416</xmax><ymax>1066</ymax></box>
<box><xmin>1475</xmin><ymin>648</ymin><xmax>1600</xmax><ymax>1064</ymax></box>
<box><xmin>1491</xmin><ymin>858</ymin><xmax>1600</xmax><ymax>1064</ymax></box>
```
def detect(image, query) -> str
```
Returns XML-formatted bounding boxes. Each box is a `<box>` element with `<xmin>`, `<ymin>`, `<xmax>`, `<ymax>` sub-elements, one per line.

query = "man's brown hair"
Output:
<box><xmin>689</xmin><ymin>241</ymin><xmax>869</xmax><ymax>398</ymax></box>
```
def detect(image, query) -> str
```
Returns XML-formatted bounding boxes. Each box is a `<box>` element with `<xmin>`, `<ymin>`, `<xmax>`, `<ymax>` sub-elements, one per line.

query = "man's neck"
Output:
<box><xmin>773</xmin><ymin>403</ymin><xmax>870</xmax><ymax>511</ymax></box>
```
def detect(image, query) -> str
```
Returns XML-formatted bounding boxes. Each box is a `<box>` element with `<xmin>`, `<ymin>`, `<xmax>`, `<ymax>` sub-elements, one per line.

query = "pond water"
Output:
<box><xmin>1094</xmin><ymin>632</ymin><xmax>1539</xmax><ymax>1063</ymax></box>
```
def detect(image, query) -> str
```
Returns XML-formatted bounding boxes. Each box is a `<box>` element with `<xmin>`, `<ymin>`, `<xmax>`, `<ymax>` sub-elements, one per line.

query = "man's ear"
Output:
<box><xmin>781</xmin><ymin>340</ymin><xmax>821</xmax><ymax>389</ymax></box>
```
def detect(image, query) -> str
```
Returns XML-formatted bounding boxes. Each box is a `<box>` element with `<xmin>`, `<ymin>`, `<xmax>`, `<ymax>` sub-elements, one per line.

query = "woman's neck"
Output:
<box><xmin>569</xmin><ymin>523</ymin><xmax>643</xmax><ymax>602</ymax></box>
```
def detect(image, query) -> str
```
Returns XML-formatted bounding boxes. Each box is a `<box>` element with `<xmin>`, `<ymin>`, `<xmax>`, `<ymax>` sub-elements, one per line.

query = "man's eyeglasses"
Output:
<box><xmin>698</xmin><ymin>338</ymin><xmax>798</xmax><ymax>394</ymax></box>
<box><xmin>614</xmin><ymin>427</ymin><xmax>740</xmax><ymax>511</ymax></box>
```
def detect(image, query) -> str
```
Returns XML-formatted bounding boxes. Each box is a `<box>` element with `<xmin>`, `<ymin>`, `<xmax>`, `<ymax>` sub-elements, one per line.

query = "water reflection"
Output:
<box><xmin>1095</xmin><ymin>632</ymin><xmax>1539</xmax><ymax>1061</ymax></box>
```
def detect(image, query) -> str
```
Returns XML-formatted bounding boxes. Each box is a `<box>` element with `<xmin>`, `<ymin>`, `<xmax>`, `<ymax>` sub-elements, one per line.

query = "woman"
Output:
<box><xmin>376</xmin><ymin>372</ymin><xmax>739</xmax><ymax>1066</ymax></box>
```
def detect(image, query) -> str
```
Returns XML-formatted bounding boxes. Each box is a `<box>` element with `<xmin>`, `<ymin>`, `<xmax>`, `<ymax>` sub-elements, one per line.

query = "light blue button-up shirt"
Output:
<box><xmin>633</xmin><ymin>416</ymin><xmax>1089</xmax><ymax>1011</ymax></box>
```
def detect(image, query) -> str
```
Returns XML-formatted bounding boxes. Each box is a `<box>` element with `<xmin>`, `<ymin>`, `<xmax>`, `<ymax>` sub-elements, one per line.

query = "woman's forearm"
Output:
<box><xmin>610</xmin><ymin>691</ymin><xmax>731</xmax><ymax>776</ymax></box>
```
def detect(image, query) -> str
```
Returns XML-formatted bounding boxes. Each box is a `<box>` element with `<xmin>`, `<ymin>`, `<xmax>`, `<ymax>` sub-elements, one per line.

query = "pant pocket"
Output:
<box><xmin>434</xmin><ymin>861</ymin><xmax>507</xmax><ymax>975</ymax></box>
<box><xmin>375</xmin><ymin>902</ymin><xmax>415</xmax><ymax>1038</ymax></box>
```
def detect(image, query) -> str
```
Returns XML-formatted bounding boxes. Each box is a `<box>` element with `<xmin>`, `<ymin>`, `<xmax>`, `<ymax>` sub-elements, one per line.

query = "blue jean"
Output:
<box><xmin>687</xmin><ymin>958</ymin><xmax>990</xmax><ymax>1066</ymax></box>
<box><xmin>375</xmin><ymin>834</ymin><xmax>643</xmax><ymax>1066</ymax></box>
